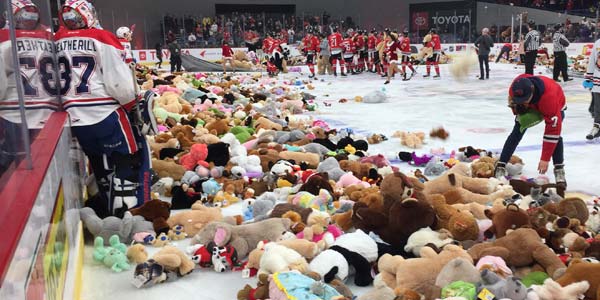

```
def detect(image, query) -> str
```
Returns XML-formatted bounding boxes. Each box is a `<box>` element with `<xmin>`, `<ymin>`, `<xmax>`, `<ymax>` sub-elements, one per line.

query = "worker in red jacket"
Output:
<box><xmin>222</xmin><ymin>40</ymin><xmax>234</xmax><ymax>74</ymax></box>
<box><xmin>495</xmin><ymin>74</ymin><xmax>567</xmax><ymax>186</ymax></box>
<box><xmin>496</xmin><ymin>42</ymin><xmax>512</xmax><ymax>62</ymax></box>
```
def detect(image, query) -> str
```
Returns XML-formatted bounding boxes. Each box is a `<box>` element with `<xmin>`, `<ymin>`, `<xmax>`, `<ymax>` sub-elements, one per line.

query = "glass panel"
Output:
<box><xmin>0</xmin><ymin>0</ymin><xmax>60</xmax><ymax>186</ymax></box>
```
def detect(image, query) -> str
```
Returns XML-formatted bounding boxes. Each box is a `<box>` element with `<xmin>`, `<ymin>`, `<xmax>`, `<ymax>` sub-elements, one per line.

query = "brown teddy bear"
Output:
<box><xmin>281</xmin><ymin>211</ymin><xmax>306</xmax><ymax>234</ymax></box>
<box><xmin>254</xmin><ymin>117</ymin><xmax>283</xmax><ymax>131</ymax></box>
<box><xmin>278</xmin><ymin>151</ymin><xmax>320</xmax><ymax>169</ymax></box>
<box><xmin>471</xmin><ymin>156</ymin><xmax>497</xmax><ymax>178</ymax></box>
<box><xmin>484</xmin><ymin>203</ymin><xmax>531</xmax><ymax>239</ymax></box>
<box><xmin>130</xmin><ymin>199</ymin><xmax>171</xmax><ymax>234</ymax></box>
<box><xmin>555</xmin><ymin>259</ymin><xmax>600</xmax><ymax>300</ymax></box>
<box><xmin>543</xmin><ymin>197</ymin><xmax>589</xmax><ymax>225</ymax></box>
<box><xmin>352</xmin><ymin>172</ymin><xmax>436</xmax><ymax>250</ymax></box>
<box><xmin>147</xmin><ymin>136</ymin><xmax>179</xmax><ymax>158</ymax></box>
<box><xmin>423</xmin><ymin>163</ymin><xmax>513</xmax><ymax>204</ymax></box>
<box><xmin>205</xmin><ymin>117</ymin><xmax>230</xmax><ymax>136</ymax></box>
<box><xmin>127</xmin><ymin>244</ymin><xmax>148</xmax><ymax>264</ymax></box>
<box><xmin>468</xmin><ymin>228</ymin><xmax>566</xmax><ymax>279</ymax></box>
<box><xmin>339</xmin><ymin>160</ymin><xmax>373</xmax><ymax>179</ymax></box>
<box><xmin>152</xmin><ymin>245</ymin><xmax>195</xmax><ymax>277</ymax></box>
<box><xmin>299</xmin><ymin>172</ymin><xmax>334</xmax><ymax>197</ymax></box>
<box><xmin>238</xmin><ymin>273</ymin><xmax>269</xmax><ymax>300</ymax></box>
<box><xmin>377</xmin><ymin>244</ymin><xmax>473</xmax><ymax>300</ymax></box>
<box><xmin>250</xmin><ymin>148</ymin><xmax>280</xmax><ymax>172</ymax></box>
<box><xmin>331</xmin><ymin>210</ymin><xmax>354</xmax><ymax>232</ymax></box>
<box><xmin>430</xmin><ymin>194</ymin><xmax>479</xmax><ymax>241</ymax></box>
<box><xmin>152</xmin><ymin>158</ymin><xmax>186</xmax><ymax>181</ymax></box>
<box><xmin>166</xmin><ymin>204</ymin><xmax>224</xmax><ymax>236</ymax></box>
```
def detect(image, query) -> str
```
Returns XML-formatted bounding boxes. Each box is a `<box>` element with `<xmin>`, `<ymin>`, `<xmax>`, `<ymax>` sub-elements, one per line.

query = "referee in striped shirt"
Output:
<box><xmin>523</xmin><ymin>20</ymin><xmax>540</xmax><ymax>75</ymax></box>
<box><xmin>552</xmin><ymin>24</ymin><xmax>572</xmax><ymax>82</ymax></box>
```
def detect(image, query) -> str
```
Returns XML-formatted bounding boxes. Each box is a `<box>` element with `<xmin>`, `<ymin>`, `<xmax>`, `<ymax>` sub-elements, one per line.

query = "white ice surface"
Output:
<box><xmin>82</xmin><ymin>63</ymin><xmax>600</xmax><ymax>300</ymax></box>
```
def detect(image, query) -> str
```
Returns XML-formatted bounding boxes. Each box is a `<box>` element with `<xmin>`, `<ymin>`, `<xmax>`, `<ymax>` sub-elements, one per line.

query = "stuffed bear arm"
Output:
<box><xmin>153</xmin><ymin>253</ymin><xmax>183</xmax><ymax>269</ymax></box>
<box><xmin>473</xmin><ymin>246</ymin><xmax>511</xmax><ymax>261</ymax></box>
<box><xmin>153</xmin><ymin>218</ymin><xmax>170</xmax><ymax>235</ymax></box>
<box><xmin>353</xmin><ymin>207</ymin><xmax>389</xmax><ymax>230</ymax></box>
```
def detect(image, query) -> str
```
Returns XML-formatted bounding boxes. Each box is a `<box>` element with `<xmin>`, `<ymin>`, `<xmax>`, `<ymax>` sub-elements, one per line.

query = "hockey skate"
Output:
<box><xmin>494</xmin><ymin>162</ymin><xmax>507</xmax><ymax>179</ymax></box>
<box><xmin>423</xmin><ymin>73</ymin><xmax>430</xmax><ymax>78</ymax></box>
<box><xmin>586</xmin><ymin>123</ymin><xmax>600</xmax><ymax>141</ymax></box>
<box><xmin>553</xmin><ymin>164</ymin><xmax>567</xmax><ymax>187</ymax></box>
<box><xmin>433</xmin><ymin>74</ymin><xmax>441</xmax><ymax>79</ymax></box>
<box><xmin>341</xmin><ymin>72</ymin><xmax>347</xmax><ymax>77</ymax></box>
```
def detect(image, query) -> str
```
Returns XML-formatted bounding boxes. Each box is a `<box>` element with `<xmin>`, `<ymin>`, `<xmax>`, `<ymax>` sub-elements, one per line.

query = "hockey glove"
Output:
<box><xmin>583</xmin><ymin>79</ymin><xmax>594</xmax><ymax>90</ymax></box>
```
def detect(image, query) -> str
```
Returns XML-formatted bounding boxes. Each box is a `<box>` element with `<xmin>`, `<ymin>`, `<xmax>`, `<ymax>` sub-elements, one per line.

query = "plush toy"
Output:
<box><xmin>405</xmin><ymin>227</ymin><xmax>455</xmax><ymax>257</ymax></box>
<box><xmin>475</xmin><ymin>255</ymin><xmax>513</xmax><ymax>278</ymax></box>
<box><xmin>377</xmin><ymin>244</ymin><xmax>473</xmax><ymax>299</ymax></box>
<box><xmin>297</xmin><ymin>214</ymin><xmax>343</xmax><ymax>248</ymax></box>
<box><xmin>531</xmin><ymin>278</ymin><xmax>590</xmax><ymax>300</ymax></box>
<box><xmin>93</xmin><ymin>235</ymin><xmax>130</xmax><ymax>272</ymax></box>
<box><xmin>167</xmin><ymin>225</ymin><xmax>187</xmax><ymax>241</ymax></box>
<box><xmin>201</xmin><ymin>178</ymin><xmax>222</xmax><ymax>196</ymax></box>
<box><xmin>309</xmin><ymin>230</ymin><xmax>378</xmax><ymax>286</ymax></box>
<box><xmin>355</xmin><ymin>276</ymin><xmax>397</xmax><ymax>300</ymax></box>
<box><xmin>468</xmin><ymin>228</ymin><xmax>566</xmax><ymax>279</ymax></box>
<box><xmin>394</xmin><ymin>131</ymin><xmax>425</xmax><ymax>149</ymax></box>
<box><xmin>317</xmin><ymin>157</ymin><xmax>347</xmax><ymax>182</ymax></box>
<box><xmin>299</xmin><ymin>172</ymin><xmax>334</xmax><ymax>196</ymax></box>
<box><xmin>423</xmin><ymin>163</ymin><xmax>512</xmax><ymax>204</ymax></box>
<box><xmin>179</xmin><ymin>143</ymin><xmax>209</xmax><ymax>171</ymax></box>
<box><xmin>477</xmin><ymin>269</ymin><xmax>532</xmax><ymax>300</ymax></box>
<box><xmin>279</xmin><ymin>151</ymin><xmax>320</xmax><ymax>169</ymax></box>
<box><xmin>435</xmin><ymin>257</ymin><xmax>481</xmax><ymax>288</ymax></box>
<box><xmin>352</xmin><ymin>172</ymin><xmax>436</xmax><ymax>251</ymax></box>
<box><xmin>431</xmin><ymin>194</ymin><xmax>479</xmax><ymax>241</ymax></box>
<box><xmin>289</xmin><ymin>189</ymin><xmax>334</xmax><ymax>212</ymax></box>
<box><xmin>268</xmin><ymin>271</ymin><xmax>342</xmax><ymax>300</ymax></box>
<box><xmin>238</xmin><ymin>273</ymin><xmax>270</xmax><ymax>300</ymax></box>
<box><xmin>152</xmin><ymin>232</ymin><xmax>170</xmax><ymax>247</ymax></box>
<box><xmin>166</xmin><ymin>204</ymin><xmax>225</xmax><ymax>236</ymax></box>
<box><xmin>127</xmin><ymin>244</ymin><xmax>148</xmax><ymax>264</ymax></box>
<box><xmin>190</xmin><ymin>241</ymin><xmax>240</xmax><ymax>272</ymax></box>
<box><xmin>257</xmin><ymin>243</ymin><xmax>308</xmax><ymax>275</ymax></box>
<box><xmin>129</xmin><ymin>200</ymin><xmax>171</xmax><ymax>235</ymax></box>
<box><xmin>152</xmin><ymin>245</ymin><xmax>195</xmax><ymax>276</ymax></box>
<box><xmin>484</xmin><ymin>203</ymin><xmax>531</xmax><ymax>239</ymax></box>
<box><xmin>192</xmin><ymin>218</ymin><xmax>292</xmax><ymax>258</ymax></box>
<box><xmin>152</xmin><ymin>158</ymin><xmax>186</xmax><ymax>181</ymax></box>
<box><xmin>554</xmin><ymin>259</ymin><xmax>600</xmax><ymax>300</ymax></box>
<box><xmin>336</xmin><ymin>172</ymin><xmax>370</xmax><ymax>189</ymax></box>
<box><xmin>80</xmin><ymin>207</ymin><xmax>155</xmax><ymax>244</ymax></box>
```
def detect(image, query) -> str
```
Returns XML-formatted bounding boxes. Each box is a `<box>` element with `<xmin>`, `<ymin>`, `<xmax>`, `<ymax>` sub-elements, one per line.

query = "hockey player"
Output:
<box><xmin>328</xmin><ymin>26</ymin><xmax>345</xmax><ymax>76</ymax></box>
<box><xmin>57</xmin><ymin>0</ymin><xmax>151</xmax><ymax>215</ymax></box>
<box><xmin>262</xmin><ymin>32</ymin><xmax>275</xmax><ymax>58</ymax></box>
<box><xmin>584</xmin><ymin>37</ymin><xmax>600</xmax><ymax>140</ymax></box>
<box><xmin>424</xmin><ymin>28</ymin><xmax>441</xmax><ymax>78</ymax></box>
<box><xmin>495</xmin><ymin>75</ymin><xmax>567</xmax><ymax>186</ymax></box>
<box><xmin>116</xmin><ymin>26</ymin><xmax>134</xmax><ymax>64</ymax></box>
<box><xmin>342</xmin><ymin>32</ymin><xmax>356</xmax><ymax>74</ymax></box>
<box><xmin>301</xmin><ymin>29</ymin><xmax>320</xmax><ymax>79</ymax></box>
<box><xmin>1</xmin><ymin>0</ymin><xmax>58</xmax><ymax>173</ymax></box>
<box><xmin>399</xmin><ymin>29</ymin><xmax>416</xmax><ymax>80</ymax></box>
<box><xmin>354</xmin><ymin>29</ymin><xmax>367</xmax><ymax>73</ymax></box>
<box><xmin>367</xmin><ymin>29</ymin><xmax>378</xmax><ymax>72</ymax></box>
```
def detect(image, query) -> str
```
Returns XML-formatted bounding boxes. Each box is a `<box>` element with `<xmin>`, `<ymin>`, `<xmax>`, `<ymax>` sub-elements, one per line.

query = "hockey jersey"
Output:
<box><xmin>585</xmin><ymin>39</ymin><xmax>600</xmax><ymax>93</ymax></box>
<box><xmin>400</xmin><ymin>36</ymin><xmax>411</xmax><ymax>55</ymax></box>
<box><xmin>354</xmin><ymin>34</ymin><xmax>365</xmax><ymax>51</ymax></box>
<box><xmin>0</xmin><ymin>29</ymin><xmax>59</xmax><ymax>128</ymax></box>
<box><xmin>328</xmin><ymin>33</ymin><xmax>343</xmax><ymax>55</ymax></box>
<box><xmin>342</xmin><ymin>37</ymin><xmax>355</xmax><ymax>58</ymax></box>
<box><xmin>431</xmin><ymin>34</ymin><xmax>441</xmax><ymax>53</ymax></box>
<box><xmin>509</xmin><ymin>74</ymin><xmax>566</xmax><ymax>162</ymax></box>
<box><xmin>301</xmin><ymin>35</ymin><xmax>319</xmax><ymax>54</ymax></box>
<box><xmin>55</xmin><ymin>28</ymin><xmax>136</xmax><ymax>127</ymax></box>
<box><xmin>367</xmin><ymin>35</ymin><xmax>377</xmax><ymax>51</ymax></box>
<box><xmin>119</xmin><ymin>38</ymin><xmax>134</xmax><ymax>63</ymax></box>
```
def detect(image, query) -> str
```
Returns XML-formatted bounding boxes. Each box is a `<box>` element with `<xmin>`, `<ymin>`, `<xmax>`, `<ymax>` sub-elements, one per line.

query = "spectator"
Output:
<box><xmin>168</xmin><ymin>39</ymin><xmax>182</xmax><ymax>72</ymax></box>
<box><xmin>475</xmin><ymin>27</ymin><xmax>494</xmax><ymax>80</ymax></box>
<box><xmin>155</xmin><ymin>42</ymin><xmax>163</xmax><ymax>69</ymax></box>
<box><xmin>167</xmin><ymin>30</ymin><xmax>175</xmax><ymax>43</ymax></box>
<box><xmin>288</xmin><ymin>28</ymin><xmax>295</xmax><ymax>44</ymax></box>
<box><xmin>187</xmin><ymin>32</ymin><xmax>197</xmax><ymax>46</ymax></box>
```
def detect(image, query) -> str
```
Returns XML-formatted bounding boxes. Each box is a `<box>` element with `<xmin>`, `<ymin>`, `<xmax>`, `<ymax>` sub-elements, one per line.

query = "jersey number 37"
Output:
<box><xmin>19</xmin><ymin>55</ymin><xmax>96</xmax><ymax>97</ymax></box>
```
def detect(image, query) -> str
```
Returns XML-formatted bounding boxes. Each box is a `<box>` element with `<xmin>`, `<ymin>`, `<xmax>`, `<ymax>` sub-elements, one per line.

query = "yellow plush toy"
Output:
<box><xmin>157</xmin><ymin>91</ymin><xmax>183</xmax><ymax>113</ymax></box>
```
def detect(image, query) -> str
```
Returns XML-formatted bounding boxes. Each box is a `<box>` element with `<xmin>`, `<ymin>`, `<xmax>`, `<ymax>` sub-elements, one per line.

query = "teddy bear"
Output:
<box><xmin>205</xmin><ymin>116</ymin><xmax>230</xmax><ymax>136</ymax></box>
<box><xmin>316</xmin><ymin>157</ymin><xmax>346</xmax><ymax>182</ymax></box>
<box><xmin>471</xmin><ymin>156</ymin><xmax>497</xmax><ymax>178</ymax></box>
<box><xmin>484</xmin><ymin>203</ymin><xmax>532</xmax><ymax>239</ymax></box>
<box><xmin>279</xmin><ymin>151</ymin><xmax>320</xmax><ymax>169</ymax></box>
<box><xmin>147</xmin><ymin>136</ymin><xmax>179</xmax><ymax>158</ymax></box>
<box><xmin>355</xmin><ymin>276</ymin><xmax>398</xmax><ymax>300</ymax></box>
<box><xmin>430</xmin><ymin>194</ymin><xmax>479</xmax><ymax>241</ymax></box>
<box><xmin>238</xmin><ymin>274</ymin><xmax>270</xmax><ymax>300</ymax></box>
<box><xmin>554</xmin><ymin>259</ymin><xmax>600</xmax><ymax>300</ymax></box>
<box><xmin>254</xmin><ymin>116</ymin><xmax>283</xmax><ymax>131</ymax></box>
<box><xmin>543</xmin><ymin>197</ymin><xmax>589</xmax><ymax>225</ymax></box>
<box><xmin>152</xmin><ymin>245</ymin><xmax>195</xmax><ymax>277</ymax></box>
<box><xmin>257</xmin><ymin>243</ymin><xmax>309</xmax><ymax>275</ymax></box>
<box><xmin>127</xmin><ymin>244</ymin><xmax>148</xmax><ymax>264</ymax></box>
<box><xmin>191</xmin><ymin>218</ymin><xmax>292</xmax><ymax>259</ymax></box>
<box><xmin>394</xmin><ymin>131</ymin><xmax>425</xmax><ymax>149</ymax></box>
<box><xmin>281</xmin><ymin>211</ymin><xmax>306</xmax><ymax>234</ymax></box>
<box><xmin>251</xmin><ymin>148</ymin><xmax>281</xmax><ymax>172</ymax></box>
<box><xmin>166</xmin><ymin>204</ymin><xmax>224</xmax><ymax>236</ymax></box>
<box><xmin>531</xmin><ymin>278</ymin><xmax>591</xmax><ymax>300</ymax></box>
<box><xmin>339</xmin><ymin>160</ymin><xmax>373</xmax><ymax>180</ymax></box>
<box><xmin>179</xmin><ymin>143</ymin><xmax>209</xmax><ymax>171</ymax></box>
<box><xmin>157</xmin><ymin>91</ymin><xmax>183</xmax><ymax>113</ymax></box>
<box><xmin>296</xmin><ymin>213</ymin><xmax>343</xmax><ymax>249</ymax></box>
<box><xmin>423</xmin><ymin>163</ymin><xmax>513</xmax><ymax>204</ymax></box>
<box><xmin>151</xmin><ymin>158</ymin><xmax>186</xmax><ymax>181</ymax></box>
<box><xmin>299</xmin><ymin>172</ymin><xmax>334</xmax><ymax>196</ymax></box>
<box><xmin>129</xmin><ymin>199</ymin><xmax>171</xmax><ymax>235</ymax></box>
<box><xmin>468</xmin><ymin>228</ymin><xmax>566</xmax><ymax>279</ymax></box>
<box><xmin>80</xmin><ymin>207</ymin><xmax>155</xmax><ymax>244</ymax></box>
<box><xmin>352</xmin><ymin>171</ymin><xmax>436</xmax><ymax>251</ymax></box>
<box><xmin>435</xmin><ymin>257</ymin><xmax>481</xmax><ymax>289</ymax></box>
<box><xmin>404</xmin><ymin>227</ymin><xmax>455</xmax><ymax>257</ymax></box>
<box><xmin>377</xmin><ymin>244</ymin><xmax>473</xmax><ymax>299</ymax></box>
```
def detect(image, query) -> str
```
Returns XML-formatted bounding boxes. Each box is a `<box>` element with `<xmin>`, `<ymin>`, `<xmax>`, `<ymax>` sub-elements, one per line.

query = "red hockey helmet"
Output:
<box><xmin>61</xmin><ymin>0</ymin><xmax>98</xmax><ymax>30</ymax></box>
<box><xmin>11</xmin><ymin>0</ymin><xmax>39</xmax><ymax>30</ymax></box>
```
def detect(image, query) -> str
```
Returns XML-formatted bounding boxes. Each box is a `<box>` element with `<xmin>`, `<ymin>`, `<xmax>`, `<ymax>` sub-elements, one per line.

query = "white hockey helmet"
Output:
<box><xmin>60</xmin><ymin>0</ymin><xmax>98</xmax><ymax>30</ymax></box>
<box><xmin>116</xmin><ymin>26</ymin><xmax>131</xmax><ymax>39</ymax></box>
<box><xmin>11</xmin><ymin>0</ymin><xmax>39</xmax><ymax>30</ymax></box>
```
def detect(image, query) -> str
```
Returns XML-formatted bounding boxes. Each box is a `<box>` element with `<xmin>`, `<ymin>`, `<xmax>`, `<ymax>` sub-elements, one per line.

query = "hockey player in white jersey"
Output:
<box><xmin>57</xmin><ymin>0</ymin><xmax>151</xmax><ymax>216</ymax></box>
<box><xmin>116</xmin><ymin>26</ymin><xmax>134</xmax><ymax>64</ymax></box>
<box><xmin>1</xmin><ymin>0</ymin><xmax>58</xmax><ymax>172</ymax></box>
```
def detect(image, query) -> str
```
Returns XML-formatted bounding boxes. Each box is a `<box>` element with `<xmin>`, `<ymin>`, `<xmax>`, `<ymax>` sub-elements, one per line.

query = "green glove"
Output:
<box><xmin>517</xmin><ymin>110</ymin><xmax>543</xmax><ymax>133</ymax></box>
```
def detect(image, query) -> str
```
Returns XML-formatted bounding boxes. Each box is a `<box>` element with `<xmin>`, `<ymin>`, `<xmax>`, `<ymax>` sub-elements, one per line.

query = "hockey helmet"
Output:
<box><xmin>429</xmin><ymin>27</ymin><xmax>437</xmax><ymax>34</ymax></box>
<box><xmin>12</xmin><ymin>0</ymin><xmax>39</xmax><ymax>30</ymax></box>
<box><xmin>61</xmin><ymin>0</ymin><xmax>98</xmax><ymax>30</ymax></box>
<box><xmin>527</xmin><ymin>20</ymin><xmax>536</xmax><ymax>27</ymax></box>
<box><xmin>403</xmin><ymin>28</ymin><xmax>409</xmax><ymax>34</ymax></box>
<box><xmin>116</xmin><ymin>26</ymin><xmax>132</xmax><ymax>39</ymax></box>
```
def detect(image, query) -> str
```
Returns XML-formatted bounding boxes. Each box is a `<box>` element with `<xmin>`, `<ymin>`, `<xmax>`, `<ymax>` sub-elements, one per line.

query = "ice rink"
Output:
<box><xmin>82</xmin><ymin>63</ymin><xmax>600</xmax><ymax>300</ymax></box>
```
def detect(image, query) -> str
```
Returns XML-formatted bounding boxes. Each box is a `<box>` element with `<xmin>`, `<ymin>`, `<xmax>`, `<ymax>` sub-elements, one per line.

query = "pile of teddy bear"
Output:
<box><xmin>79</xmin><ymin>69</ymin><xmax>600</xmax><ymax>300</ymax></box>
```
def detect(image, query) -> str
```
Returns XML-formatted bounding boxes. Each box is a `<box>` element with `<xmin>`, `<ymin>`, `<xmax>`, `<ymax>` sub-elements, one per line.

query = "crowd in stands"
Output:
<box><xmin>162</xmin><ymin>12</ymin><xmax>358</xmax><ymax>48</ymax></box>
<box><xmin>488</xmin><ymin>0</ymin><xmax>598</xmax><ymax>16</ymax></box>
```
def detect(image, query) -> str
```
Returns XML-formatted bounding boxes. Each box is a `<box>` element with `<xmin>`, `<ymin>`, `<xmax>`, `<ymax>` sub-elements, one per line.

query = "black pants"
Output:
<box><xmin>591</xmin><ymin>92</ymin><xmax>600</xmax><ymax>124</ymax></box>
<box><xmin>479</xmin><ymin>54</ymin><xmax>490</xmax><ymax>78</ymax></box>
<box><xmin>170</xmin><ymin>55</ymin><xmax>182</xmax><ymax>72</ymax></box>
<box><xmin>524</xmin><ymin>51</ymin><xmax>537</xmax><ymax>75</ymax></box>
<box><xmin>156</xmin><ymin>56</ymin><xmax>163</xmax><ymax>68</ymax></box>
<box><xmin>496</xmin><ymin>46</ymin><xmax>511</xmax><ymax>62</ymax></box>
<box><xmin>553</xmin><ymin>51</ymin><xmax>569</xmax><ymax>81</ymax></box>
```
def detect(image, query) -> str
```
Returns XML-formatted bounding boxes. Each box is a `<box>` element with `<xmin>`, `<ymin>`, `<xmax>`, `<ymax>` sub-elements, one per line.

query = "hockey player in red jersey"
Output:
<box><xmin>301</xmin><ymin>29</ymin><xmax>320</xmax><ymax>78</ymax></box>
<box><xmin>367</xmin><ymin>29</ymin><xmax>378</xmax><ymax>72</ymax></box>
<box><xmin>354</xmin><ymin>29</ymin><xmax>367</xmax><ymax>73</ymax></box>
<box><xmin>424</xmin><ymin>28</ymin><xmax>442</xmax><ymax>78</ymax></box>
<box><xmin>399</xmin><ymin>29</ymin><xmax>416</xmax><ymax>80</ymax></box>
<box><xmin>328</xmin><ymin>27</ymin><xmax>345</xmax><ymax>76</ymax></box>
<box><xmin>384</xmin><ymin>32</ymin><xmax>404</xmax><ymax>84</ymax></box>
<box><xmin>57</xmin><ymin>0</ymin><xmax>151</xmax><ymax>215</ymax></box>
<box><xmin>494</xmin><ymin>74</ymin><xmax>567</xmax><ymax>186</ymax></box>
<box><xmin>342</xmin><ymin>33</ymin><xmax>357</xmax><ymax>74</ymax></box>
<box><xmin>116</xmin><ymin>26</ymin><xmax>134</xmax><ymax>63</ymax></box>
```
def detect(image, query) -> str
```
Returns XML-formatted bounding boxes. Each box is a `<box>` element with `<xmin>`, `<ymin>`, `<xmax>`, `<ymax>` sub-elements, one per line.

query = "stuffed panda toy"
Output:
<box><xmin>308</xmin><ymin>229</ymin><xmax>378</xmax><ymax>286</ymax></box>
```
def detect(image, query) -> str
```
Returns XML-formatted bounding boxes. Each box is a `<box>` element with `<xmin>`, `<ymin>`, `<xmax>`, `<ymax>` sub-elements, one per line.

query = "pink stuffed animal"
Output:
<box><xmin>157</xmin><ymin>85</ymin><xmax>181</xmax><ymax>95</ymax></box>
<box><xmin>296</xmin><ymin>224</ymin><xmax>343</xmax><ymax>245</ymax></box>
<box><xmin>179</xmin><ymin>144</ymin><xmax>209</xmax><ymax>171</ymax></box>
<box><xmin>336</xmin><ymin>172</ymin><xmax>370</xmax><ymax>189</ymax></box>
